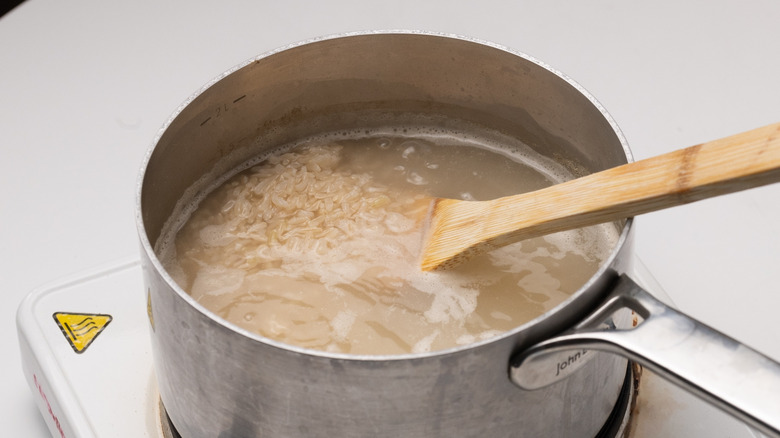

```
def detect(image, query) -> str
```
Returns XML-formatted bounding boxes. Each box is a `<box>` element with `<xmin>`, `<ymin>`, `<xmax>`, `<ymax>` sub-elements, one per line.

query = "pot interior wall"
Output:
<box><xmin>140</xmin><ymin>33</ymin><xmax>628</xmax><ymax>247</ymax></box>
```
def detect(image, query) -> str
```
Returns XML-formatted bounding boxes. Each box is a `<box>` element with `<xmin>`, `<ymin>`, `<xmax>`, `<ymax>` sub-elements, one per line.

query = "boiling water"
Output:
<box><xmin>159</xmin><ymin>128</ymin><xmax>619</xmax><ymax>355</ymax></box>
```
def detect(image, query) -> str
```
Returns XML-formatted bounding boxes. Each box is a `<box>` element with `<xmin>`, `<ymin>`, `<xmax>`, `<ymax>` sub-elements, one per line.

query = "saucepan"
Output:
<box><xmin>136</xmin><ymin>31</ymin><xmax>780</xmax><ymax>437</ymax></box>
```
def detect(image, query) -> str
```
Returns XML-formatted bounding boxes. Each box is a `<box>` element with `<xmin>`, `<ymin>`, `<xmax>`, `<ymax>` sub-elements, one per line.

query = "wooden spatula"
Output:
<box><xmin>420</xmin><ymin>122</ymin><xmax>780</xmax><ymax>271</ymax></box>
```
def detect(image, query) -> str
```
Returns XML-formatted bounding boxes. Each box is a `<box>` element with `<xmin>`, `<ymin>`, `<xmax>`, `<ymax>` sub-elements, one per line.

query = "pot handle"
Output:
<box><xmin>509</xmin><ymin>274</ymin><xmax>780</xmax><ymax>438</ymax></box>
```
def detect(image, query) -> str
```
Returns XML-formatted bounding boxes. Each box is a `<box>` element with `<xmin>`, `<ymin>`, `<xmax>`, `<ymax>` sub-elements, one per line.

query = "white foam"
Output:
<box><xmin>199</xmin><ymin>222</ymin><xmax>238</xmax><ymax>247</ymax></box>
<box><xmin>190</xmin><ymin>266</ymin><xmax>246</xmax><ymax>299</ymax></box>
<box><xmin>330</xmin><ymin>311</ymin><xmax>356</xmax><ymax>341</ymax></box>
<box><xmin>412</xmin><ymin>330</ymin><xmax>441</xmax><ymax>354</ymax></box>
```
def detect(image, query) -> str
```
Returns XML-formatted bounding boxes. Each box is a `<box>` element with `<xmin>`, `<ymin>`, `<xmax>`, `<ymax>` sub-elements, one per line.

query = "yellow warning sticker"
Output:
<box><xmin>52</xmin><ymin>312</ymin><xmax>113</xmax><ymax>354</ymax></box>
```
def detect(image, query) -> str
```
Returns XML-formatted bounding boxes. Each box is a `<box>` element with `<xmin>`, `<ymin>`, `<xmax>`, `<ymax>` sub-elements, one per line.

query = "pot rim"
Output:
<box><xmin>135</xmin><ymin>29</ymin><xmax>635</xmax><ymax>362</ymax></box>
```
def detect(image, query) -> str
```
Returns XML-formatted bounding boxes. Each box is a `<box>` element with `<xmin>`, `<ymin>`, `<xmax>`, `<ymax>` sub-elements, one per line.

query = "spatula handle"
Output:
<box><xmin>493</xmin><ymin>121</ymin><xmax>780</xmax><ymax>238</ymax></box>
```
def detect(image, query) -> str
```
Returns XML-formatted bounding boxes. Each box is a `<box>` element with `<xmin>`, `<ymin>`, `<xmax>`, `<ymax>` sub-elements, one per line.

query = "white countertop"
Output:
<box><xmin>3</xmin><ymin>1</ymin><xmax>780</xmax><ymax>436</ymax></box>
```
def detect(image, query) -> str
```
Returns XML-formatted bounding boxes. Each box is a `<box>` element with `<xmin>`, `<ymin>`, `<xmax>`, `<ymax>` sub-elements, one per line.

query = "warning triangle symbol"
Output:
<box><xmin>53</xmin><ymin>312</ymin><xmax>113</xmax><ymax>354</ymax></box>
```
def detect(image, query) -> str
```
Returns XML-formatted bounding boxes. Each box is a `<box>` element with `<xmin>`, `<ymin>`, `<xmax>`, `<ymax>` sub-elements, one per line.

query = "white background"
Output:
<box><xmin>3</xmin><ymin>1</ymin><xmax>780</xmax><ymax>435</ymax></box>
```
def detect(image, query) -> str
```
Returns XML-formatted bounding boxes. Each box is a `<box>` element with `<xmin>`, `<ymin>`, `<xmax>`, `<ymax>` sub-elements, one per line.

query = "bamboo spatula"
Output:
<box><xmin>420</xmin><ymin>122</ymin><xmax>780</xmax><ymax>271</ymax></box>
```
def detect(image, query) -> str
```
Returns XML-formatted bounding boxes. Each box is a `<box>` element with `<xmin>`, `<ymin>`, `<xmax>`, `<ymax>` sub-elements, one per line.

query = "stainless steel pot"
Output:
<box><xmin>137</xmin><ymin>31</ymin><xmax>780</xmax><ymax>437</ymax></box>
